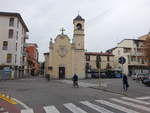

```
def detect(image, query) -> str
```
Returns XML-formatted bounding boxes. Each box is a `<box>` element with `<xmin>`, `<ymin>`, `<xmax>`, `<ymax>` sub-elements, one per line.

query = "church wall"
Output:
<box><xmin>73</xmin><ymin>50</ymin><xmax>85</xmax><ymax>79</ymax></box>
<box><xmin>50</xmin><ymin>36</ymin><xmax>73</xmax><ymax>79</ymax></box>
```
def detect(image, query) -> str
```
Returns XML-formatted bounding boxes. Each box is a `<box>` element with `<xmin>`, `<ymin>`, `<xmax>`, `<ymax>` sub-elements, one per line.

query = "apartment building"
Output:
<box><xmin>0</xmin><ymin>12</ymin><xmax>29</xmax><ymax>79</ymax></box>
<box><xmin>25</xmin><ymin>43</ymin><xmax>39</xmax><ymax>76</ymax></box>
<box><xmin>85</xmin><ymin>52</ymin><xmax>114</xmax><ymax>72</ymax></box>
<box><xmin>112</xmin><ymin>39</ymin><xmax>149</xmax><ymax>75</ymax></box>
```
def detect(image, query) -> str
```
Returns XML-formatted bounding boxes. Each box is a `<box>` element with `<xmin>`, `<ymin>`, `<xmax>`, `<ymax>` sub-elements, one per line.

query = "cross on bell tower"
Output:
<box><xmin>60</xmin><ymin>27</ymin><xmax>65</xmax><ymax>35</ymax></box>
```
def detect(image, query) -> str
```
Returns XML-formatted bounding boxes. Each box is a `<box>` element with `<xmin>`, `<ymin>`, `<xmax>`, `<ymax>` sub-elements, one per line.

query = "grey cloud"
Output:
<box><xmin>0</xmin><ymin>0</ymin><xmax>150</xmax><ymax>61</ymax></box>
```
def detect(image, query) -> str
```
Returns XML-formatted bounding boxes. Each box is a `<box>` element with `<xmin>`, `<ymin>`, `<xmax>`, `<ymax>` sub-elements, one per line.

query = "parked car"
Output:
<box><xmin>132</xmin><ymin>74</ymin><xmax>138</xmax><ymax>80</ymax></box>
<box><xmin>132</xmin><ymin>73</ymin><xmax>145</xmax><ymax>81</ymax></box>
<box><xmin>100</xmin><ymin>73</ymin><xmax>107</xmax><ymax>78</ymax></box>
<box><xmin>91</xmin><ymin>72</ymin><xmax>99</xmax><ymax>78</ymax></box>
<box><xmin>142</xmin><ymin>76</ymin><xmax>150</xmax><ymax>86</ymax></box>
<box><xmin>115</xmin><ymin>73</ymin><xmax>122</xmax><ymax>78</ymax></box>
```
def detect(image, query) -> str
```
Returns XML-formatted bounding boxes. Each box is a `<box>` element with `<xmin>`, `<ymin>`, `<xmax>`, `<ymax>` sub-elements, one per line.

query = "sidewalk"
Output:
<box><xmin>80</xmin><ymin>78</ymin><xmax>150</xmax><ymax>97</ymax></box>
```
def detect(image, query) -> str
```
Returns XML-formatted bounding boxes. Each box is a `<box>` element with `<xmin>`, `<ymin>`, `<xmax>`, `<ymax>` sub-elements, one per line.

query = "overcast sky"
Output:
<box><xmin>1</xmin><ymin>0</ymin><xmax>150</xmax><ymax>61</ymax></box>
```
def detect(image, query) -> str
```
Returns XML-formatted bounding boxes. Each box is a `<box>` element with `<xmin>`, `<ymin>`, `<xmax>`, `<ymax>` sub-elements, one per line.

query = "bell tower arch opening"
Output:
<box><xmin>73</xmin><ymin>15</ymin><xmax>85</xmax><ymax>50</ymax></box>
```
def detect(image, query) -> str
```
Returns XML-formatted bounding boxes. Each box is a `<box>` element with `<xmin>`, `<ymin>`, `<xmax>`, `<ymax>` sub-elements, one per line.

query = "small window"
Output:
<box><xmin>107</xmin><ymin>56</ymin><xmax>110</xmax><ymax>62</ymax></box>
<box><xmin>15</xmin><ymin>54</ymin><xmax>17</xmax><ymax>64</ymax></box>
<box><xmin>9</xmin><ymin>18</ymin><xmax>14</xmax><ymax>27</ymax></box>
<box><xmin>16</xmin><ymin>43</ymin><xmax>17</xmax><ymax>51</ymax></box>
<box><xmin>86</xmin><ymin>55</ymin><xmax>90</xmax><ymax>61</ymax></box>
<box><xmin>3</xmin><ymin>41</ymin><xmax>8</xmax><ymax>50</ymax></box>
<box><xmin>7</xmin><ymin>54</ymin><xmax>12</xmax><ymax>63</ymax></box>
<box><xmin>8</xmin><ymin>29</ymin><xmax>14</xmax><ymax>38</ymax></box>
<box><xmin>137</xmin><ymin>58</ymin><xmax>140</xmax><ymax>62</ymax></box>
<box><xmin>141</xmin><ymin>59</ymin><xmax>144</xmax><ymax>64</ymax></box>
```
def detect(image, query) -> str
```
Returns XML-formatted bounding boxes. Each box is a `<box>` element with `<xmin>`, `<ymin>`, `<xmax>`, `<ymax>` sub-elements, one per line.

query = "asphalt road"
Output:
<box><xmin>0</xmin><ymin>77</ymin><xmax>150</xmax><ymax>113</ymax></box>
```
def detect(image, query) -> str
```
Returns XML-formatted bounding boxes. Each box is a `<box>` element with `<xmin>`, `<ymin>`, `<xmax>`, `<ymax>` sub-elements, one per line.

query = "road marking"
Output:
<box><xmin>110</xmin><ymin>98</ymin><xmax>150</xmax><ymax>112</ymax></box>
<box><xmin>121</xmin><ymin>97</ymin><xmax>150</xmax><ymax>105</ymax></box>
<box><xmin>80</xmin><ymin>101</ymin><xmax>114</xmax><ymax>113</ymax></box>
<box><xmin>64</xmin><ymin>103</ymin><xmax>87</xmax><ymax>113</ymax></box>
<box><xmin>136</xmin><ymin>96</ymin><xmax>150</xmax><ymax>100</ymax></box>
<box><xmin>43</xmin><ymin>105</ymin><xmax>60</xmax><ymax>113</ymax></box>
<box><xmin>11</xmin><ymin>97</ymin><xmax>30</xmax><ymax>109</ymax></box>
<box><xmin>96</xmin><ymin>100</ymin><xmax>139</xmax><ymax>113</ymax></box>
<box><xmin>21</xmin><ymin>109</ymin><xmax>34</xmax><ymax>113</ymax></box>
<box><xmin>0</xmin><ymin>95</ymin><xmax>17</xmax><ymax>104</ymax></box>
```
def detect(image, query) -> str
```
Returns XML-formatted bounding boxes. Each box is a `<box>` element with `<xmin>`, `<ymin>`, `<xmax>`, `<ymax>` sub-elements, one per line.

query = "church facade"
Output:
<box><xmin>44</xmin><ymin>15</ymin><xmax>85</xmax><ymax>79</ymax></box>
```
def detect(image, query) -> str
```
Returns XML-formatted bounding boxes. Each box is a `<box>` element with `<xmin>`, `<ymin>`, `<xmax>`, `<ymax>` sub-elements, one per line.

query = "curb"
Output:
<box><xmin>89</xmin><ymin>86</ymin><xmax>130</xmax><ymax>97</ymax></box>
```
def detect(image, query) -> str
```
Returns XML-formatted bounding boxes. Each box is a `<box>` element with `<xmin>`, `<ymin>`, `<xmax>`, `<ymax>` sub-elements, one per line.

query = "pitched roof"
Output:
<box><xmin>73</xmin><ymin>15</ymin><xmax>85</xmax><ymax>21</ymax></box>
<box><xmin>0</xmin><ymin>12</ymin><xmax>29</xmax><ymax>32</ymax></box>
<box><xmin>85</xmin><ymin>52</ymin><xmax>114</xmax><ymax>56</ymax></box>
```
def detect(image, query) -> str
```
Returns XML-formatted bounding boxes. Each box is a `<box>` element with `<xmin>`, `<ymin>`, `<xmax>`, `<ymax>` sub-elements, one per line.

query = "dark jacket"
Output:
<box><xmin>123</xmin><ymin>75</ymin><xmax>128</xmax><ymax>84</ymax></box>
<box><xmin>72</xmin><ymin>74</ymin><xmax>78</xmax><ymax>81</ymax></box>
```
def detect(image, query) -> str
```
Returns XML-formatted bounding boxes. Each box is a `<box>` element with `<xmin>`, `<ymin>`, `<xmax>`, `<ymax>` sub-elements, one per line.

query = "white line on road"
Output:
<box><xmin>96</xmin><ymin>100</ymin><xmax>139</xmax><ymax>113</ymax></box>
<box><xmin>121</xmin><ymin>97</ymin><xmax>150</xmax><ymax>105</ymax></box>
<box><xmin>80</xmin><ymin>101</ymin><xmax>114</xmax><ymax>113</ymax></box>
<box><xmin>64</xmin><ymin>103</ymin><xmax>87</xmax><ymax>113</ymax></box>
<box><xmin>21</xmin><ymin>109</ymin><xmax>34</xmax><ymax>113</ymax></box>
<box><xmin>11</xmin><ymin>97</ymin><xmax>30</xmax><ymax>109</ymax></box>
<box><xmin>110</xmin><ymin>98</ymin><xmax>150</xmax><ymax>112</ymax></box>
<box><xmin>43</xmin><ymin>105</ymin><xmax>60</xmax><ymax>113</ymax></box>
<box><xmin>136</xmin><ymin>96</ymin><xmax>150</xmax><ymax>100</ymax></box>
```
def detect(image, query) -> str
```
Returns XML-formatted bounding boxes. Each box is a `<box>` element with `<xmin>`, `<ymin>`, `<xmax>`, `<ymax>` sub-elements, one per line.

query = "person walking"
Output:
<box><xmin>72</xmin><ymin>74</ymin><xmax>79</xmax><ymax>88</ymax></box>
<box><xmin>122</xmin><ymin>74</ymin><xmax>129</xmax><ymax>91</ymax></box>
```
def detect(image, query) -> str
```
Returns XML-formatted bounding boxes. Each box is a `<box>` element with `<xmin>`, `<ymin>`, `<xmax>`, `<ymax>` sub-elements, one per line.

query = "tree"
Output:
<box><xmin>143</xmin><ymin>33</ymin><xmax>150</xmax><ymax>66</ymax></box>
<box><xmin>96</xmin><ymin>55</ymin><xmax>101</xmax><ymax>69</ymax></box>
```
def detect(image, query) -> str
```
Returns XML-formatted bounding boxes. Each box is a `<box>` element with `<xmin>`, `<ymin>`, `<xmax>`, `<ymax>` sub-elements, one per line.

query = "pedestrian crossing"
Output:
<box><xmin>20</xmin><ymin>96</ymin><xmax>150</xmax><ymax>113</ymax></box>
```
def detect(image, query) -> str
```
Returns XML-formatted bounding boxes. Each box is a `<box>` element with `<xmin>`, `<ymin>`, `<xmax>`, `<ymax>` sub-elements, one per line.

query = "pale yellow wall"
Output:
<box><xmin>72</xmin><ymin>50</ymin><xmax>85</xmax><ymax>79</ymax></box>
<box><xmin>86</xmin><ymin>55</ymin><xmax>114</xmax><ymax>71</ymax></box>
<box><xmin>49</xmin><ymin>35</ymin><xmax>73</xmax><ymax>79</ymax></box>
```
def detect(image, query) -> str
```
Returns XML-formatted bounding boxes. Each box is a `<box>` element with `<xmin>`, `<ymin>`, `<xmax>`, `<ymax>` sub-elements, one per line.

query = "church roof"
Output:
<box><xmin>73</xmin><ymin>15</ymin><xmax>85</xmax><ymax>21</ymax></box>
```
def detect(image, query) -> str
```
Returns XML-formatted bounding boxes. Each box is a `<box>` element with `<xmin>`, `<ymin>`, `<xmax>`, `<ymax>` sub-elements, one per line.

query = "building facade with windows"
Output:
<box><xmin>85</xmin><ymin>52</ymin><xmax>114</xmax><ymax>73</ymax></box>
<box><xmin>0</xmin><ymin>12</ymin><xmax>29</xmax><ymax>79</ymax></box>
<box><xmin>25</xmin><ymin>43</ymin><xmax>39</xmax><ymax>76</ymax></box>
<box><xmin>112</xmin><ymin>39</ymin><xmax>149</xmax><ymax>75</ymax></box>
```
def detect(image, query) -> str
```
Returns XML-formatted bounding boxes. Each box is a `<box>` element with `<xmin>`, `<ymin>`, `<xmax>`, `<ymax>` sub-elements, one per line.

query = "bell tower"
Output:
<box><xmin>73</xmin><ymin>14</ymin><xmax>85</xmax><ymax>50</ymax></box>
<box><xmin>72</xmin><ymin>14</ymin><xmax>85</xmax><ymax>79</ymax></box>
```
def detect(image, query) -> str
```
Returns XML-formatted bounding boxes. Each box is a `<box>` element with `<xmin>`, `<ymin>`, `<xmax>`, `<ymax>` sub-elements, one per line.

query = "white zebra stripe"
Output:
<box><xmin>136</xmin><ymin>96</ymin><xmax>150</xmax><ymax>100</ymax></box>
<box><xmin>110</xmin><ymin>98</ymin><xmax>150</xmax><ymax>112</ymax></box>
<box><xmin>121</xmin><ymin>97</ymin><xmax>150</xmax><ymax>105</ymax></box>
<box><xmin>96</xmin><ymin>100</ymin><xmax>139</xmax><ymax>113</ymax></box>
<box><xmin>21</xmin><ymin>109</ymin><xmax>34</xmax><ymax>113</ymax></box>
<box><xmin>43</xmin><ymin>105</ymin><xmax>60</xmax><ymax>113</ymax></box>
<box><xmin>80</xmin><ymin>101</ymin><xmax>114</xmax><ymax>113</ymax></box>
<box><xmin>64</xmin><ymin>103</ymin><xmax>87</xmax><ymax>113</ymax></box>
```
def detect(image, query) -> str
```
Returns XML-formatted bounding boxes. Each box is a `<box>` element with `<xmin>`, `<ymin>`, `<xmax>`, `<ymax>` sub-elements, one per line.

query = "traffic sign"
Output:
<box><xmin>118</xmin><ymin>57</ymin><xmax>126</xmax><ymax>64</ymax></box>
